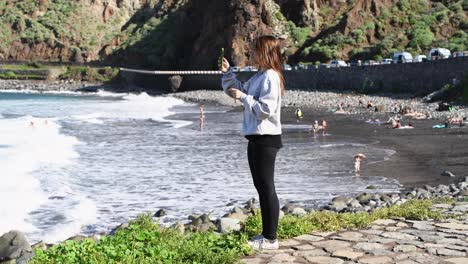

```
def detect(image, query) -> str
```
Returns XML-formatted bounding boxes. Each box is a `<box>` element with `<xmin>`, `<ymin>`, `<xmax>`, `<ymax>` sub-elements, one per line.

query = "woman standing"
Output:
<box><xmin>221</xmin><ymin>36</ymin><xmax>284</xmax><ymax>250</ymax></box>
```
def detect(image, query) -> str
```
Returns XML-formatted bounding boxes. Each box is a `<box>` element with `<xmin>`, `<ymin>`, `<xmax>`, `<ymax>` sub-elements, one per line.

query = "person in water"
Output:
<box><xmin>322</xmin><ymin>119</ymin><xmax>327</xmax><ymax>135</ymax></box>
<box><xmin>313</xmin><ymin>120</ymin><xmax>320</xmax><ymax>136</ymax></box>
<box><xmin>221</xmin><ymin>35</ymin><xmax>284</xmax><ymax>250</ymax></box>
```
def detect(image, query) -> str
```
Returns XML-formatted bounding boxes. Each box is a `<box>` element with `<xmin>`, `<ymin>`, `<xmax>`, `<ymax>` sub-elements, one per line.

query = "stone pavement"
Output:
<box><xmin>241</xmin><ymin>202</ymin><xmax>468</xmax><ymax>264</ymax></box>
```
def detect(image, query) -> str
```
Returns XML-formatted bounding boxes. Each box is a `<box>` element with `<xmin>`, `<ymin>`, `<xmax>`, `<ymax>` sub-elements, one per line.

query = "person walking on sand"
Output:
<box><xmin>354</xmin><ymin>153</ymin><xmax>366</xmax><ymax>176</ymax></box>
<box><xmin>221</xmin><ymin>35</ymin><xmax>284</xmax><ymax>251</ymax></box>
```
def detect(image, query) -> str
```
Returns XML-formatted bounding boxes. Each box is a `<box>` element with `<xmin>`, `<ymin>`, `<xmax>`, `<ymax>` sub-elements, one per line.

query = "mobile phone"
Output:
<box><xmin>219</xmin><ymin>48</ymin><xmax>224</xmax><ymax>70</ymax></box>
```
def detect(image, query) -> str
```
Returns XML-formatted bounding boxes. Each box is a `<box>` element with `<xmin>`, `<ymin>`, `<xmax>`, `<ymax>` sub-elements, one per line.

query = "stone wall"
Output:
<box><xmin>118</xmin><ymin>57</ymin><xmax>468</xmax><ymax>95</ymax></box>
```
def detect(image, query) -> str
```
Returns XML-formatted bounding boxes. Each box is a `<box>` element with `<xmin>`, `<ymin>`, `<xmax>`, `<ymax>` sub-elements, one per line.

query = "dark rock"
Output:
<box><xmin>66</xmin><ymin>235</ymin><xmax>87</xmax><ymax>243</ymax></box>
<box><xmin>154</xmin><ymin>209</ymin><xmax>167</xmax><ymax>217</ymax></box>
<box><xmin>188</xmin><ymin>214</ymin><xmax>199</xmax><ymax>221</ymax></box>
<box><xmin>231</xmin><ymin>207</ymin><xmax>244</xmax><ymax>214</ymax></box>
<box><xmin>437</xmin><ymin>102</ymin><xmax>451</xmax><ymax>111</ymax></box>
<box><xmin>329</xmin><ymin>196</ymin><xmax>348</xmax><ymax>212</ymax></box>
<box><xmin>191</xmin><ymin>217</ymin><xmax>203</xmax><ymax>227</ymax></box>
<box><xmin>31</xmin><ymin>241</ymin><xmax>47</xmax><ymax>251</ymax></box>
<box><xmin>199</xmin><ymin>213</ymin><xmax>210</xmax><ymax>224</ymax></box>
<box><xmin>0</xmin><ymin>231</ymin><xmax>32</xmax><ymax>261</ymax></box>
<box><xmin>109</xmin><ymin>222</ymin><xmax>129</xmax><ymax>235</ymax></box>
<box><xmin>198</xmin><ymin>222</ymin><xmax>216</xmax><ymax>232</ymax></box>
<box><xmin>16</xmin><ymin>252</ymin><xmax>33</xmax><ymax>264</ymax></box>
<box><xmin>356</xmin><ymin>193</ymin><xmax>372</xmax><ymax>205</ymax></box>
<box><xmin>281</xmin><ymin>204</ymin><xmax>297</xmax><ymax>214</ymax></box>
<box><xmin>168</xmin><ymin>75</ymin><xmax>183</xmax><ymax>92</ymax></box>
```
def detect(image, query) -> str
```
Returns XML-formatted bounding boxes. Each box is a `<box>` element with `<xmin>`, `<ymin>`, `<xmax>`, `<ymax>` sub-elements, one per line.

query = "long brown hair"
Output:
<box><xmin>254</xmin><ymin>36</ymin><xmax>285</xmax><ymax>96</ymax></box>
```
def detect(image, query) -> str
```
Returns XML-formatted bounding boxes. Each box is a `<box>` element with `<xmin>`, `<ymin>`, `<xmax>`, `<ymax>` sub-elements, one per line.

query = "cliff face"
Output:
<box><xmin>104</xmin><ymin>0</ymin><xmax>289</xmax><ymax>69</ymax></box>
<box><xmin>0</xmin><ymin>0</ymin><xmax>466</xmax><ymax>68</ymax></box>
<box><xmin>0</xmin><ymin>0</ymin><xmax>143</xmax><ymax>62</ymax></box>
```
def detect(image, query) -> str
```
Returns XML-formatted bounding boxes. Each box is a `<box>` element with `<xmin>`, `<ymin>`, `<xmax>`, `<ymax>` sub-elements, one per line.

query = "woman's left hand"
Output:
<box><xmin>228</xmin><ymin>88</ymin><xmax>245</xmax><ymax>100</ymax></box>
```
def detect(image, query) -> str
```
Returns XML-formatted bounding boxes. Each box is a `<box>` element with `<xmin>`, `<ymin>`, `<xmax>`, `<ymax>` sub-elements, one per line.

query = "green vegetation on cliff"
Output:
<box><xmin>295</xmin><ymin>0</ymin><xmax>467</xmax><ymax>62</ymax></box>
<box><xmin>0</xmin><ymin>0</ymin><xmax>466</xmax><ymax>67</ymax></box>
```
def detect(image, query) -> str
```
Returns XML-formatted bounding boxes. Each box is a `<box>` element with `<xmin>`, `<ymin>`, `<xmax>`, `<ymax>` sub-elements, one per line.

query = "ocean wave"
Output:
<box><xmin>0</xmin><ymin>116</ymin><xmax>81</xmax><ymax>236</ymax></box>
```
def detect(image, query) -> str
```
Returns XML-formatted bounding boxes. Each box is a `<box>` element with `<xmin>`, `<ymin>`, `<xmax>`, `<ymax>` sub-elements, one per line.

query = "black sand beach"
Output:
<box><xmin>280</xmin><ymin>107</ymin><xmax>467</xmax><ymax>189</ymax></box>
<box><xmin>173</xmin><ymin>89</ymin><xmax>467</xmax><ymax>190</ymax></box>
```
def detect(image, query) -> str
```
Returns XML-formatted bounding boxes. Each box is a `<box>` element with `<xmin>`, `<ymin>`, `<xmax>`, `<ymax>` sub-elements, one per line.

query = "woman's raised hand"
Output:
<box><xmin>221</xmin><ymin>58</ymin><xmax>230</xmax><ymax>73</ymax></box>
<box><xmin>228</xmin><ymin>88</ymin><xmax>245</xmax><ymax>99</ymax></box>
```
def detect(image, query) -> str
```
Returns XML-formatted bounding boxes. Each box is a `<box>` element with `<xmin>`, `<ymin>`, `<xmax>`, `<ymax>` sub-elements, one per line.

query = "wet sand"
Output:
<box><xmin>280</xmin><ymin>107</ymin><xmax>467</xmax><ymax>189</ymax></box>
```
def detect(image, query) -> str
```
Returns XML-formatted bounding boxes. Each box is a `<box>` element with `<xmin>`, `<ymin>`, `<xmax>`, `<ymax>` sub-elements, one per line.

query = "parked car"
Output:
<box><xmin>349</xmin><ymin>60</ymin><xmax>362</xmax><ymax>67</ymax></box>
<box><xmin>282</xmin><ymin>64</ymin><xmax>292</xmax><ymax>71</ymax></box>
<box><xmin>414</xmin><ymin>55</ymin><xmax>427</xmax><ymax>62</ymax></box>
<box><xmin>393</xmin><ymin>52</ymin><xmax>413</xmax><ymax>63</ymax></box>
<box><xmin>363</xmin><ymin>60</ymin><xmax>378</xmax><ymax>66</ymax></box>
<box><xmin>319</xmin><ymin>64</ymin><xmax>331</xmax><ymax>69</ymax></box>
<box><xmin>380</xmin><ymin>58</ymin><xmax>392</xmax><ymax>65</ymax></box>
<box><xmin>231</xmin><ymin>66</ymin><xmax>241</xmax><ymax>72</ymax></box>
<box><xmin>452</xmin><ymin>51</ymin><xmax>465</xmax><ymax>58</ymax></box>
<box><xmin>294</xmin><ymin>64</ymin><xmax>307</xmax><ymax>70</ymax></box>
<box><xmin>330</xmin><ymin>60</ymin><xmax>348</xmax><ymax>67</ymax></box>
<box><xmin>428</xmin><ymin>48</ymin><xmax>451</xmax><ymax>60</ymax></box>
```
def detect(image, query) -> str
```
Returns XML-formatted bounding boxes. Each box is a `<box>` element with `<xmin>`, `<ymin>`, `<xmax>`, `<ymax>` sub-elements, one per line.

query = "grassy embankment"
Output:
<box><xmin>0</xmin><ymin>62</ymin><xmax>118</xmax><ymax>82</ymax></box>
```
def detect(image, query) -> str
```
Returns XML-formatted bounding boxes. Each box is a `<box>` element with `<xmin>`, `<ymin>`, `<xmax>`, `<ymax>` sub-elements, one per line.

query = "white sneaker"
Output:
<box><xmin>247</xmin><ymin>235</ymin><xmax>279</xmax><ymax>250</ymax></box>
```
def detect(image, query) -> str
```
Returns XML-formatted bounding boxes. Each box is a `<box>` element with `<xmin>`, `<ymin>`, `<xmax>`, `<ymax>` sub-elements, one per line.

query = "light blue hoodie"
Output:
<box><xmin>221</xmin><ymin>68</ymin><xmax>282</xmax><ymax>136</ymax></box>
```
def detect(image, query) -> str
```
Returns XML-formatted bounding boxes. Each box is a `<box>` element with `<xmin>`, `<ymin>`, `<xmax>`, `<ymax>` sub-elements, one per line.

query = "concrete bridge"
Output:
<box><xmin>118</xmin><ymin>57</ymin><xmax>468</xmax><ymax>95</ymax></box>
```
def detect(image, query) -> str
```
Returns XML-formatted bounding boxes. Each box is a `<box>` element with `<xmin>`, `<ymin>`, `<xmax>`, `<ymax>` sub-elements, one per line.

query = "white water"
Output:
<box><xmin>0</xmin><ymin>91</ymin><xmax>191</xmax><ymax>242</ymax></box>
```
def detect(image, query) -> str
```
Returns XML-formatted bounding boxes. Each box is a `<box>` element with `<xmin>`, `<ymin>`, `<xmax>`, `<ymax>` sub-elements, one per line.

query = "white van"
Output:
<box><xmin>414</xmin><ymin>55</ymin><xmax>427</xmax><ymax>62</ymax></box>
<box><xmin>428</xmin><ymin>48</ymin><xmax>451</xmax><ymax>60</ymax></box>
<box><xmin>393</xmin><ymin>52</ymin><xmax>413</xmax><ymax>63</ymax></box>
<box><xmin>330</xmin><ymin>60</ymin><xmax>348</xmax><ymax>67</ymax></box>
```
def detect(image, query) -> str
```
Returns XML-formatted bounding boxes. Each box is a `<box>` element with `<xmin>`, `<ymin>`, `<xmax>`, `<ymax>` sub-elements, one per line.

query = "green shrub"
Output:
<box><xmin>408</xmin><ymin>22</ymin><xmax>434</xmax><ymax>48</ymax></box>
<box><xmin>351</xmin><ymin>29</ymin><xmax>366</xmax><ymax>43</ymax></box>
<box><xmin>449</xmin><ymin>31</ymin><xmax>468</xmax><ymax>51</ymax></box>
<box><xmin>287</xmin><ymin>21</ymin><xmax>311</xmax><ymax>46</ymax></box>
<box><xmin>31</xmin><ymin>214</ymin><xmax>252</xmax><ymax>264</ymax></box>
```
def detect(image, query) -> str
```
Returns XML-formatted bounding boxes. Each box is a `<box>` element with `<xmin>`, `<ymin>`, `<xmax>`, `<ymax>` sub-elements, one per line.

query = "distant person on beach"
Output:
<box><xmin>392</xmin><ymin>119</ymin><xmax>401</xmax><ymax>129</ymax></box>
<box><xmin>322</xmin><ymin>119</ymin><xmax>327</xmax><ymax>135</ymax></box>
<box><xmin>199</xmin><ymin>104</ymin><xmax>204</xmax><ymax>131</ymax></box>
<box><xmin>354</xmin><ymin>153</ymin><xmax>366</xmax><ymax>175</ymax></box>
<box><xmin>29</xmin><ymin>121</ymin><xmax>34</xmax><ymax>127</ymax></box>
<box><xmin>221</xmin><ymin>35</ymin><xmax>284</xmax><ymax>250</ymax></box>
<box><xmin>312</xmin><ymin>120</ymin><xmax>320</xmax><ymax>136</ymax></box>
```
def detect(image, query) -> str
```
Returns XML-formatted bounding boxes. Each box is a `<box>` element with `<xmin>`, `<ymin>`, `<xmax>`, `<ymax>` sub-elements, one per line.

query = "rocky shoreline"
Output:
<box><xmin>172</xmin><ymin>90</ymin><xmax>468</xmax><ymax>122</ymax></box>
<box><xmin>1</xmin><ymin>179</ymin><xmax>467</xmax><ymax>264</ymax></box>
<box><xmin>0</xmin><ymin>79</ymin><xmax>110</xmax><ymax>93</ymax></box>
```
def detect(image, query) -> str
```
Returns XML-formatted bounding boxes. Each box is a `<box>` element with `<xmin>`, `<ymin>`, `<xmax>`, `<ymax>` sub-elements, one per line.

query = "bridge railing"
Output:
<box><xmin>119</xmin><ymin>68</ymin><xmax>222</xmax><ymax>75</ymax></box>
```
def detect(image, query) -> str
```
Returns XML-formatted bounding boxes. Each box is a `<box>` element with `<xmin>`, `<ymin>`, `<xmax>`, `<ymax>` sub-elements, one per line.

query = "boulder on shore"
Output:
<box><xmin>0</xmin><ymin>230</ymin><xmax>32</xmax><ymax>261</ymax></box>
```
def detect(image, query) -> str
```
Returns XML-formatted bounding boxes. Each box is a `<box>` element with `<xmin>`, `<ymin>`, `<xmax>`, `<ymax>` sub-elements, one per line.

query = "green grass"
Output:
<box><xmin>59</xmin><ymin>66</ymin><xmax>119</xmax><ymax>83</ymax></box>
<box><xmin>0</xmin><ymin>71</ymin><xmax>46</xmax><ymax>80</ymax></box>
<box><xmin>30</xmin><ymin>214</ymin><xmax>252</xmax><ymax>264</ymax></box>
<box><xmin>30</xmin><ymin>199</ymin><xmax>448</xmax><ymax>264</ymax></box>
<box><xmin>245</xmin><ymin>199</ymin><xmax>443</xmax><ymax>239</ymax></box>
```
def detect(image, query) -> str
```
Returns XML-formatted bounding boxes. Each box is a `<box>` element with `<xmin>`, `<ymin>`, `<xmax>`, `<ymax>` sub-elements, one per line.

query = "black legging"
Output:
<box><xmin>247</xmin><ymin>141</ymin><xmax>280</xmax><ymax>240</ymax></box>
